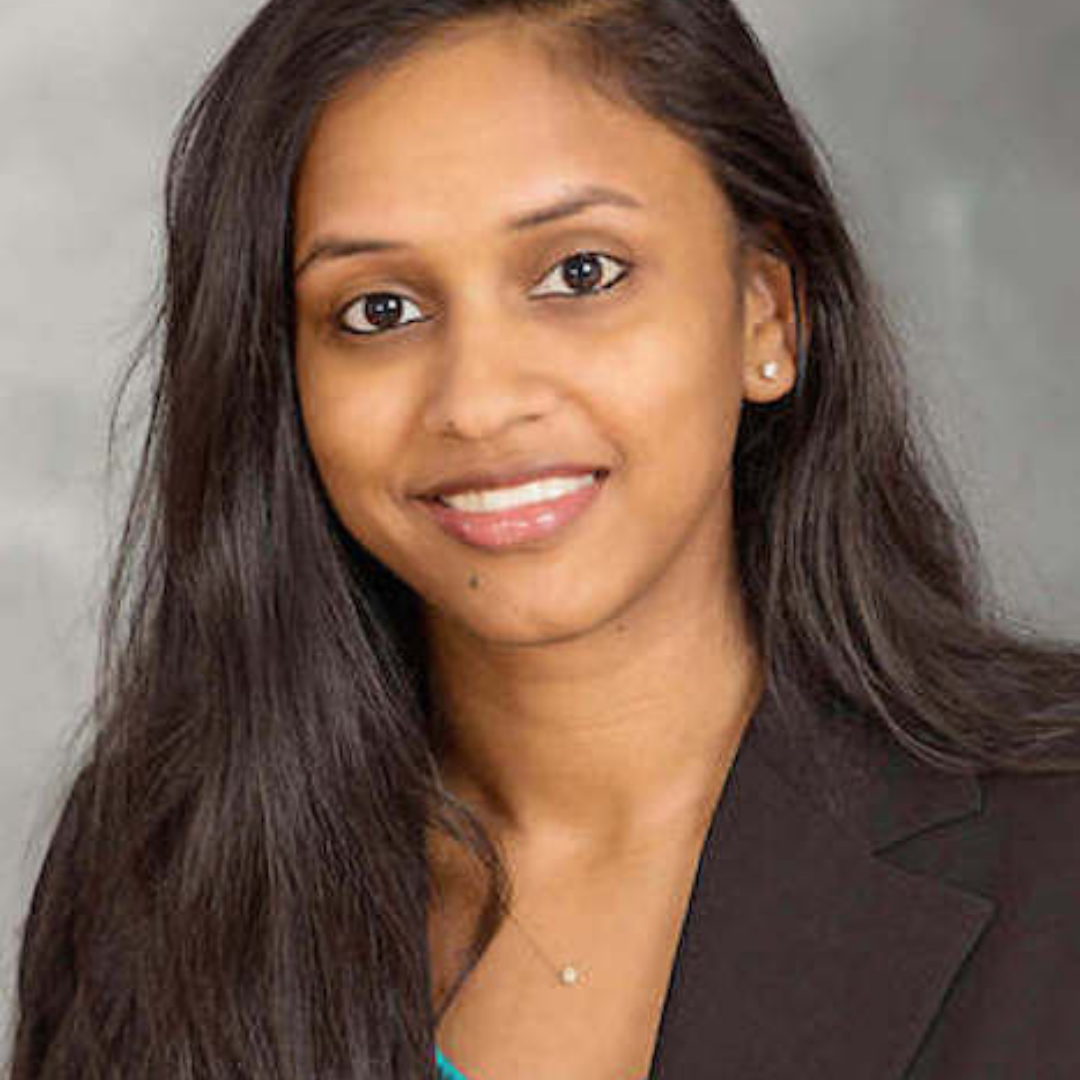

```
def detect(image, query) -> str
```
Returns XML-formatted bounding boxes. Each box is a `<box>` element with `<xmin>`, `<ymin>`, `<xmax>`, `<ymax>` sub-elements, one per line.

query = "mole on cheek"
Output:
<box><xmin>468</xmin><ymin>574</ymin><xmax>481</xmax><ymax>590</ymax></box>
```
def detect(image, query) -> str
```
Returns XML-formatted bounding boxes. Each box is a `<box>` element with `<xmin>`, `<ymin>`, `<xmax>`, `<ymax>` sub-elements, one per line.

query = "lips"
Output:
<box><xmin>414</xmin><ymin>462</ymin><xmax>610</xmax><ymax>500</ymax></box>
<box><xmin>416</xmin><ymin>469</ymin><xmax>608</xmax><ymax>549</ymax></box>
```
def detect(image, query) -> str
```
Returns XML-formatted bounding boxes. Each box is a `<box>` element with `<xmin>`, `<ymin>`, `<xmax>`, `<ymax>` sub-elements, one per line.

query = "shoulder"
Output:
<box><xmin>977</xmin><ymin>766</ymin><xmax>1080</xmax><ymax>925</ymax></box>
<box><xmin>890</xmin><ymin>766</ymin><xmax>1080</xmax><ymax>1075</ymax></box>
<box><xmin>872</xmin><ymin>764</ymin><xmax>1080</xmax><ymax>1075</ymax></box>
<box><xmin>886</xmin><ymin>763</ymin><xmax>1080</xmax><ymax>934</ymax></box>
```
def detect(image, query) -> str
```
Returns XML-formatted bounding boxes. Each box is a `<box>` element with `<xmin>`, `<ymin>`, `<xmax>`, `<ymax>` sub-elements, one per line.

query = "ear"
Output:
<box><xmin>737</xmin><ymin>241</ymin><xmax>801</xmax><ymax>405</ymax></box>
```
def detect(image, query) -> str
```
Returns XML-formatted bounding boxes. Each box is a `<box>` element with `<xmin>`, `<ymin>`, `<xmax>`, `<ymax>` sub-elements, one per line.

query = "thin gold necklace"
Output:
<box><xmin>435</xmin><ymin>685</ymin><xmax>761</xmax><ymax>990</ymax></box>
<box><xmin>502</xmin><ymin>903</ymin><xmax>588</xmax><ymax>986</ymax></box>
<box><xmin>495</xmin><ymin>751</ymin><xmax>740</xmax><ymax>990</ymax></box>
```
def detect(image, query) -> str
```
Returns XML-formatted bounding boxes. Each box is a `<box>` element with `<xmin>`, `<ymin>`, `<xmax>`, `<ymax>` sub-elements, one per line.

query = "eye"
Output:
<box><xmin>336</xmin><ymin>293</ymin><xmax>427</xmax><ymax>337</ymax></box>
<box><xmin>531</xmin><ymin>251</ymin><xmax>631</xmax><ymax>300</ymax></box>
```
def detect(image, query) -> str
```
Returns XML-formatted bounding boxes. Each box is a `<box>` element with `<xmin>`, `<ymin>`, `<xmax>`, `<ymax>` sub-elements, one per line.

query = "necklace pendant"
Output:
<box><xmin>558</xmin><ymin>965</ymin><xmax>581</xmax><ymax>985</ymax></box>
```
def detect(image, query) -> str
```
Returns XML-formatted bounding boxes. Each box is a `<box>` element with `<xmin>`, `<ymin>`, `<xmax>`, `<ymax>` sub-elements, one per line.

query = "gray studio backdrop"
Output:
<box><xmin>2</xmin><ymin>0</ymin><xmax>1078</xmax><ymax>1046</ymax></box>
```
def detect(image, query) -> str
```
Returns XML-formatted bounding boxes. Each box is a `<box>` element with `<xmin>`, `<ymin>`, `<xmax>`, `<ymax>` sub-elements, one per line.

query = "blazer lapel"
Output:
<box><xmin>648</xmin><ymin>689</ymin><xmax>996</xmax><ymax>1080</ymax></box>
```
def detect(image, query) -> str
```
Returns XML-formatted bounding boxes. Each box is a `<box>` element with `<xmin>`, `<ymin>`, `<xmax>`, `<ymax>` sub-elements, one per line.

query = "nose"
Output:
<box><xmin>420</xmin><ymin>302</ymin><xmax>560</xmax><ymax>441</ymax></box>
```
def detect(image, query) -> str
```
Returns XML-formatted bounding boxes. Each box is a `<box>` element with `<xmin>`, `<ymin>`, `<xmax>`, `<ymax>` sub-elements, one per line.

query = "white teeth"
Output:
<box><xmin>440</xmin><ymin>473</ymin><xmax>598</xmax><ymax>513</ymax></box>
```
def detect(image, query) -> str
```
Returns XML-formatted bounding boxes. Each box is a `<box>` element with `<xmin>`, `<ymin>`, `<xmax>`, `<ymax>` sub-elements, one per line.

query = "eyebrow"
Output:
<box><xmin>294</xmin><ymin>184</ymin><xmax>644</xmax><ymax>280</ymax></box>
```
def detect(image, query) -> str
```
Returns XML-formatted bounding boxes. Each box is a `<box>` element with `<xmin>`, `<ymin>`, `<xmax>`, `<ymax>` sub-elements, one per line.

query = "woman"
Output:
<box><xmin>10</xmin><ymin>0</ymin><xmax>1080</xmax><ymax>1077</ymax></box>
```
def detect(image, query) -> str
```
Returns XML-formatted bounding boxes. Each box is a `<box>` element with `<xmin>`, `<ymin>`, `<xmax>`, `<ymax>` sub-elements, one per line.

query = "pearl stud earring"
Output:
<box><xmin>762</xmin><ymin>361</ymin><xmax>781</xmax><ymax>381</ymax></box>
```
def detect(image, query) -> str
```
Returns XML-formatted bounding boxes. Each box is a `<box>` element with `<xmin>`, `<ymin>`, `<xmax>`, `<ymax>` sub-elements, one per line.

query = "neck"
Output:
<box><xmin>424</xmin><ymin>568</ymin><xmax>764</xmax><ymax>867</ymax></box>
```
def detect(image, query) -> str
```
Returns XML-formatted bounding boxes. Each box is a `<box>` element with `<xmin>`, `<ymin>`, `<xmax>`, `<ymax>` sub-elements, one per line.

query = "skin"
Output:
<box><xmin>292</xmin><ymin>21</ymin><xmax>798</xmax><ymax>884</ymax></box>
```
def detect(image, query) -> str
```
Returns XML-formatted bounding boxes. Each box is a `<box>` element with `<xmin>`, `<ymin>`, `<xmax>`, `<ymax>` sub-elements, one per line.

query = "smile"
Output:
<box><xmin>415</xmin><ymin>471</ymin><xmax>608</xmax><ymax>550</ymax></box>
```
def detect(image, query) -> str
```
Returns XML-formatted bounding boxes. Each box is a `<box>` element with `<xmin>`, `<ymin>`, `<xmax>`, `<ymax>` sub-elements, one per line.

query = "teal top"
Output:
<box><xmin>434</xmin><ymin>1045</ymin><xmax>471</xmax><ymax>1080</ymax></box>
<box><xmin>435</xmin><ymin>1044</ymin><xmax>647</xmax><ymax>1080</ymax></box>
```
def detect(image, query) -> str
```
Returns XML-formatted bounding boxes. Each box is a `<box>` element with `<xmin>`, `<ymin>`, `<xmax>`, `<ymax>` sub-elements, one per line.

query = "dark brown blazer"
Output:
<box><xmin>647</xmin><ymin>687</ymin><xmax>1080</xmax><ymax>1079</ymax></box>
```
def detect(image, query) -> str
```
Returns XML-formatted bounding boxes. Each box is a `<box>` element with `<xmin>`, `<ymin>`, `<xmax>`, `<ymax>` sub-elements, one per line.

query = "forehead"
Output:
<box><xmin>293</xmin><ymin>24</ymin><xmax>734</xmax><ymax>251</ymax></box>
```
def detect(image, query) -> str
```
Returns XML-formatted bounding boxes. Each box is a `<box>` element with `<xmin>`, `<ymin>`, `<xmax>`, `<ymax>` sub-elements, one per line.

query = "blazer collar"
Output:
<box><xmin>649</xmin><ymin>684</ymin><xmax>996</xmax><ymax>1080</ymax></box>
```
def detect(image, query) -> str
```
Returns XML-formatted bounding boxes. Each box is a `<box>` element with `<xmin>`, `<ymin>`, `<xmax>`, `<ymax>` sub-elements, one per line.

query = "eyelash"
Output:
<box><xmin>332</xmin><ymin>250</ymin><xmax>633</xmax><ymax>338</ymax></box>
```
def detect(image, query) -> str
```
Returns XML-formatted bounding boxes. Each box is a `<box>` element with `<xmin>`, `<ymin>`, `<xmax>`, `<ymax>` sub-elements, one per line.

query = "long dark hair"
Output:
<box><xmin>11</xmin><ymin>0</ymin><xmax>1080</xmax><ymax>1076</ymax></box>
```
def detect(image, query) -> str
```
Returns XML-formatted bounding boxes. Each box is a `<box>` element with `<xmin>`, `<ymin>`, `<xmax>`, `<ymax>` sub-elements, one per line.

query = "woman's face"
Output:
<box><xmin>293</xmin><ymin>22</ymin><xmax>792</xmax><ymax>645</ymax></box>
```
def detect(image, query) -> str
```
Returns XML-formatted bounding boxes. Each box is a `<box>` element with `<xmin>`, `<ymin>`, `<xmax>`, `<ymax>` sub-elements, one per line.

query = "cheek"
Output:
<box><xmin>294</xmin><ymin>347</ymin><xmax>405</xmax><ymax>521</ymax></box>
<box><xmin>607</xmin><ymin>309</ymin><xmax>743</xmax><ymax>519</ymax></box>
<box><xmin>609</xmin><ymin>305</ymin><xmax>742</xmax><ymax>452</ymax></box>
<box><xmin>296</xmin><ymin>365</ymin><xmax>352</xmax><ymax>487</ymax></box>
